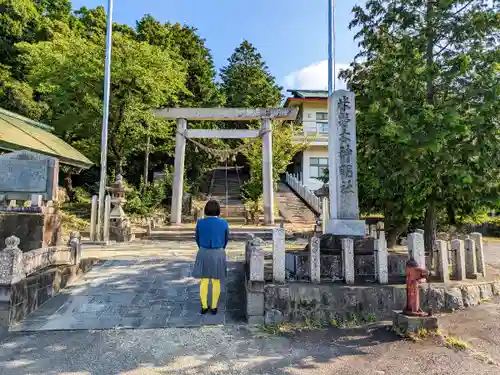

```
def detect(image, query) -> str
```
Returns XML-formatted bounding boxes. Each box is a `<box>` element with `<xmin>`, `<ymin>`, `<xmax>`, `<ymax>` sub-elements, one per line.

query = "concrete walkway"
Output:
<box><xmin>10</xmin><ymin>246</ymin><xmax>246</xmax><ymax>332</ymax></box>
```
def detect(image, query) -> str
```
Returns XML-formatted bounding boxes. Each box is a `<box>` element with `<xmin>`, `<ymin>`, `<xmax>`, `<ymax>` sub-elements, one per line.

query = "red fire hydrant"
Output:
<box><xmin>403</xmin><ymin>259</ymin><xmax>428</xmax><ymax>316</ymax></box>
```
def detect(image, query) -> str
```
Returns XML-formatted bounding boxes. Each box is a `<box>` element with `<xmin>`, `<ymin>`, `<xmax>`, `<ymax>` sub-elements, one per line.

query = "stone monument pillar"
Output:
<box><xmin>326</xmin><ymin>90</ymin><xmax>365</xmax><ymax>236</ymax></box>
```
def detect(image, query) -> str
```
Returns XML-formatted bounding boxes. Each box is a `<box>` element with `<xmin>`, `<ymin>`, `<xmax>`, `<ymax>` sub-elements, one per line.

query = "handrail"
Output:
<box><xmin>284</xmin><ymin>172</ymin><xmax>323</xmax><ymax>214</ymax></box>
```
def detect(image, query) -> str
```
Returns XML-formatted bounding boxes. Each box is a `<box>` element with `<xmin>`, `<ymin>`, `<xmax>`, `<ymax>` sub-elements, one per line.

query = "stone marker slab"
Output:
<box><xmin>0</xmin><ymin>150</ymin><xmax>59</xmax><ymax>200</ymax></box>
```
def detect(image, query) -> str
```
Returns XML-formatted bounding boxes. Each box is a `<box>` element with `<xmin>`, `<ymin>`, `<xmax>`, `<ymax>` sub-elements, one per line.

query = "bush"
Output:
<box><xmin>240</xmin><ymin>178</ymin><xmax>263</xmax><ymax>224</ymax></box>
<box><xmin>125</xmin><ymin>178</ymin><xmax>166</xmax><ymax>218</ymax></box>
<box><xmin>73</xmin><ymin>186</ymin><xmax>92</xmax><ymax>204</ymax></box>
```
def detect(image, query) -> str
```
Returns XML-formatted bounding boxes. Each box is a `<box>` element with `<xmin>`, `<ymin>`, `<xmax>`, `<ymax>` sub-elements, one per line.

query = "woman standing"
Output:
<box><xmin>192</xmin><ymin>200</ymin><xmax>229</xmax><ymax>315</ymax></box>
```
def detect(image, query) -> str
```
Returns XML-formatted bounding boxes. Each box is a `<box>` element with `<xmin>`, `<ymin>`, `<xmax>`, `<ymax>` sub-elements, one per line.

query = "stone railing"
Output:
<box><xmin>285</xmin><ymin>172</ymin><xmax>323</xmax><ymax>214</ymax></box>
<box><xmin>0</xmin><ymin>233</ymin><xmax>81</xmax><ymax>285</ymax></box>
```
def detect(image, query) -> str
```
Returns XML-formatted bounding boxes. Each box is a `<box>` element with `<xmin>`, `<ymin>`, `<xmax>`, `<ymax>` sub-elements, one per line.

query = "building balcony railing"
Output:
<box><xmin>292</xmin><ymin>121</ymin><xmax>329</xmax><ymax>141</ymax></box>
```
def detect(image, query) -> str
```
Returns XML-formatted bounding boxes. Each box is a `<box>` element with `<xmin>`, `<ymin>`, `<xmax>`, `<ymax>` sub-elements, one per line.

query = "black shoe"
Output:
<box><xmin>201</xmin><ymin>307</ymin><xmax>209</xmax><ymax>315</ymax></box>
<box><xmin>210</xmin><ymin>308</ymin><xmax>218</xmax><ymax>315</ymax></box>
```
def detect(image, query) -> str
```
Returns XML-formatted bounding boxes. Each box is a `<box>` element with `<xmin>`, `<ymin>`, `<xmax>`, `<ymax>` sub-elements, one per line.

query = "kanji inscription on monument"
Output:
<box><xmin>334</xmin><ymin>90</ymin><xmax>359</xmax><ymax>219</ymax></box>
<box><xmin>326</xmin><ymin>89</ymin><xmax>365</xmax><ymax>236</ymax></box>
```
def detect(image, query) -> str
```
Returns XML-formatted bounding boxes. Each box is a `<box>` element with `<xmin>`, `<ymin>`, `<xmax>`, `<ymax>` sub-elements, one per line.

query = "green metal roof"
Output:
<box><xmin>287</xmin><ymin>89</ymin><xmax>329</xmax><ymax>99</ymax></box>
<box><xmin>0</xmin><ymin>107</ymin><xmax>93</xmax><ymax>169</ymax></box>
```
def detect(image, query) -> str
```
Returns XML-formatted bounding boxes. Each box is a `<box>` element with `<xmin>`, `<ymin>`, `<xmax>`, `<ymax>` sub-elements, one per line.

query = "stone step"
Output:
<box><xmin>152</xmin><ymin>225</ymin><xmax>277</xmax><ymax>233</ymax></box>
<box><xmin>144</xmin><ymin>230</ymin><xmax>275</xmax><ymax>241</ymax></box>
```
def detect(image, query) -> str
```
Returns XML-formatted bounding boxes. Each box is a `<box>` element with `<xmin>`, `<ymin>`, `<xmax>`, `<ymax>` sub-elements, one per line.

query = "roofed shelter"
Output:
<box><xmin>0</xmin><ymin>107</ymin><xmax>93</xmax><ymax>170</ymax></box>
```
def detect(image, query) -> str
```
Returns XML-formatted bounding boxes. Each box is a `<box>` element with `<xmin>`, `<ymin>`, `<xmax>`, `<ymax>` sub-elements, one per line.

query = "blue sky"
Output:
<box><xmin>70</xmin><ymin>0</ymin><xmax>364</xmax><ymax>91</ymax></box>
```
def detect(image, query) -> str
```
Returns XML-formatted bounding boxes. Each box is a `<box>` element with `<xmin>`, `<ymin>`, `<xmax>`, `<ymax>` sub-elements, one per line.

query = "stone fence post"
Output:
<box><xmin>309</xmin><ymin>236</ymin><xmax>320</xmax><ymax>283</ymax></box>
<box><xmin>68</xmin><ymin>232</ymin><xmax>82</xmax><ymax>266</ymax></box>
<box><xmin>89</xmin><ymin>195</ymin><xmax>98</xmax><ymax>242</ymax></box>
<box><xmin>248</xmin><ymin>238</ymin><xmax>264</xmax><ymax>282</ymax></box>
<box><xmin>246</xmin><ymin>237</ymin><xmax>265</xmax><ymax>325</ymax></box>
<box><xmin>272</xmin><ymin>228</ymin><xmax>285</xmax><ymax>283</ymax></box>
<box><xmin>470</xmin><ymin>232</ymin><xmax>486</xmax><ymax>277</ymax></box>
<box><xmin>436</xmin><ymin>240</ymin><xmax>450</xmax><ymax>283</ymax></box>
<box><xmin>408</xmin><ymin>232</ymin><xmax>425</xmax><ymax>269</ymax></box>
<box><xmin>375</xmin><ymin>231</ymin><xmax>388</xmax><ymax>284</ymax></box>
<box><xmin>341</xmin><ymin>238</ymin><xmax>355</xmax><ymax>284</ymax></box>
<box><xmin>0</xmin><ymin>236</ymin><xmax>24</xmax><ymax>285</ymax></box>
<box><xmin>451</xmin><ymin>239</ymin><xmax>466</xmax><ymax>281</ymax></box>
<box><xmin>464</xmin><ymin>238</ymin><xmax>478</xmax><ymax>279</ymax></box>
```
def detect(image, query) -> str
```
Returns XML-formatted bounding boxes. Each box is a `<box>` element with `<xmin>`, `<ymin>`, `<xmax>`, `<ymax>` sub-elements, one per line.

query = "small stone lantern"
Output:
<box><xmin>105</xmin><ymin>174</ymin><xmax>132</xmax><ymax>242</ymax></box>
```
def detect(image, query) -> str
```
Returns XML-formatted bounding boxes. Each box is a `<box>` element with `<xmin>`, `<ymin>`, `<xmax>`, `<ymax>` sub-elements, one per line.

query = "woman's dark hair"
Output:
<box><xmin>204</xmin><ymin>200</ymin><xmax>221</xmax><ymax>217</ymax></box>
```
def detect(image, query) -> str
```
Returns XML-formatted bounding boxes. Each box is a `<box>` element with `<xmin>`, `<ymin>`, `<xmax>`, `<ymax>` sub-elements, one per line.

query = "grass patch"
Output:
<box><xmin>262</xmin><ymin>313</ymin><xmax>380</xmax><ymax>335</ymax></box>
<box><xmin>444</xmin><ymin>335</ymin><xmax>469</xmax><ymax>350</ymax></box>
<box><xmin>60</xmin><ymin>210</ymin><xmax>89</xmax><ymax>236</ymax></box>
<box><xmin>260</xmin><ymin>319</ymin><xmax>326</xmax><ymax>335</ymax></box>
<box><xmin>62</xmin><ymin>202</ymin><xmax>91</xmax><ymax>220</ymax></box>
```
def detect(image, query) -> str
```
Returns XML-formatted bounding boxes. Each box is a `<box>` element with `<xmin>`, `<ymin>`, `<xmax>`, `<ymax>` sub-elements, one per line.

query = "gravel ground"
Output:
<box><xmin>1</xmin><ymin>319</ymin><xmax>500</xmax><ymax>375</ymax></box>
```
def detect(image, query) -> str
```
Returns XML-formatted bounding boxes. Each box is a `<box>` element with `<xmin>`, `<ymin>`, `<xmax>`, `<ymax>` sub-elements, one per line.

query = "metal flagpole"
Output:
<box><xmin>97</xmin><ymin>0</ymin><xmax>114</xmax><ymax>241</ymax></box>
<box><xmin>328</xmin><ymin>0</ymin><xmax>335</xmax><ymax>95</ymax></box>
<box><xmin>327</xmin><ymin>0</ymin><xmax>339</xmax><ymax>221</ymax></box>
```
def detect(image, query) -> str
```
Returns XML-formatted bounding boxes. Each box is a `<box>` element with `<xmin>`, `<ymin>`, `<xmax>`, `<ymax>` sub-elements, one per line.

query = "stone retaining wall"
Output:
<box><xmin>0</xmin><ymin>210</ymin><xmax>62</xmax><ymax>253</ymax></box>
<box><xmin>0</xmin><ymin>258</ymin><xmax>99</xmax><ymax>326</ymax></box>
<box><xmin>256</xmin><ymin>280</ymin><xmax>500</xmax><ymax>325</ymax></box>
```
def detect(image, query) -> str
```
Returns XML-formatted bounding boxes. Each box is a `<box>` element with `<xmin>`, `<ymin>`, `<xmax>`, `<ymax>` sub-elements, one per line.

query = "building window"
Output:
<box><xmin>316</xmin><ymin>112</ymin><xmax>328</xmax><ymax>121</ymax></box>
<box><xmin>309</xmin><ymin>157</ymin><xmax>328</xmax><ymax>179</ymax></box>
<box><xmin>316</xmin><ymin>112</ymin><xmax>328</xmax><ymax>133</ymax></box>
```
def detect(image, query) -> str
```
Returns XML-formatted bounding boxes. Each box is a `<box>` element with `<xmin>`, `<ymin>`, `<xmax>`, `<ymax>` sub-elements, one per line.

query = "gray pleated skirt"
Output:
<box><xmin>192</xmin><ymin>248</ymin><xmax>227</xmax><ymax>281</ymax></box>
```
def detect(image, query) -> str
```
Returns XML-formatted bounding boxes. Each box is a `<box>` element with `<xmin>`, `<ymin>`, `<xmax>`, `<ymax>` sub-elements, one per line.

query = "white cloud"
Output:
<box><xmin>283</xmin><ymin>60</ymin><xmax>350</xmax><ymax>91</ymax></box>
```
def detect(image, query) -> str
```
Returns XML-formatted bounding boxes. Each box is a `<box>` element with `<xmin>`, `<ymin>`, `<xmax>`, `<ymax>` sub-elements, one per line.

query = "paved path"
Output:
<box><xmin>10</xmin><ymin>247</ymin><xmax>246</xmax><ymax>331</ymax></box>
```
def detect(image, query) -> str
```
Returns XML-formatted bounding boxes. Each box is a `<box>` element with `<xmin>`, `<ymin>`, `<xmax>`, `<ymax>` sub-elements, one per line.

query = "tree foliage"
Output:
<box><xmin>341</xmin><ymin>0</ymin><xmax>500</xmax><ymax>250</ymax></box>
<box><xmin>17</xmin><ymin>31</ymin><xmax>186</xmax><ymax>170</ymax></box>
<box><xmin>220</xmin><ymin>40</ymin><xmax>282</xmax><ymax>130</ymax></box>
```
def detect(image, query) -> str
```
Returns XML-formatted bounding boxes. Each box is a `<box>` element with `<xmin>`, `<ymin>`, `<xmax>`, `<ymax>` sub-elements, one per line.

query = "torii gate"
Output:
<box><xmin>153</xmin><ymin>107</ymin><xmax>298</xmax><ymax>226</ymax></box>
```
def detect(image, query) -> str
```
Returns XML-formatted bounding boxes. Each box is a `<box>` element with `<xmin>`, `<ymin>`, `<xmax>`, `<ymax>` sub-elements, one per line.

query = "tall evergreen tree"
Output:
<box><xmin>136</xmin><ymin>15</ymin><xmax>224</xmax><ymax>189</ymax></box>
<box><xmin>341</xmin><ymin>0</ymin><xmax>500</xmax><ymax>253</ymax></box>
<box><xmin>220</xmin><ymin>40</ymin><xmax>282</xmax><ymax>129</ymax></box>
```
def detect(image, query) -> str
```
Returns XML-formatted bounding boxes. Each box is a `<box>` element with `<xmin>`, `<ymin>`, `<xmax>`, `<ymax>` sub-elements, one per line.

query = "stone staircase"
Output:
<box><xmin>208</xmin><ymin>167</ymin><xmax>246</xmax><ymax>223</ymax></box>
<box><xmin>276</xmin><ymin>182</ymin><xmax>317</xmax><ymax>225</ymax></box>
<box><xmin>144</xmin><ymin>225</ymin><xmax>275</xmax><ymax>241</ymax></box>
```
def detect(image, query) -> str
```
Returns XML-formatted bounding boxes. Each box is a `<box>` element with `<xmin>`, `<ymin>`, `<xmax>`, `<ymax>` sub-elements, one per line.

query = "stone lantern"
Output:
<box><xmin>105</xmin><ymin>174</ymin><xmax>133</xmax><ymax>242</ymax></box>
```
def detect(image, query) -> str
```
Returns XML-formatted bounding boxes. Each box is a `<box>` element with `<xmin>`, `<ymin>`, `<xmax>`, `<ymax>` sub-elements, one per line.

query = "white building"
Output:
<box><xmin>285</xmin><ymin>89</ymin><xmax>329</xmax><ymax>191</ymax></box>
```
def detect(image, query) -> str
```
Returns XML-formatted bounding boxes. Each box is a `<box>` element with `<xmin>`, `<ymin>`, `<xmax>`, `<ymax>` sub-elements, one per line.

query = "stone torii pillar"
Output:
<box><xmin>171</xmin><ymin>118</ymin><xmax>187</xmax><ymax>225</ymax></box>
<box><xmin>261</xmin><ymin>117</ymin><xmax>274</xmax><ymax>225</ymax></box>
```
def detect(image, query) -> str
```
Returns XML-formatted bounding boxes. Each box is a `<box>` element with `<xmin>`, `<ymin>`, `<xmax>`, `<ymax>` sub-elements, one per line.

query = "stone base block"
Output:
<box><xmin>392</xmin><ymin>311</ymin><xmax>439</xmax><ymax>334</ymax></box>
<box><xmin>247</xmin><ymin>315</ymin><xmax>265</xmax><ymax>325</ymax></box>
<box><xmin>326</xmin><ymin>219</ymin><xmax>366</xmax><ymax>236</ymax></box>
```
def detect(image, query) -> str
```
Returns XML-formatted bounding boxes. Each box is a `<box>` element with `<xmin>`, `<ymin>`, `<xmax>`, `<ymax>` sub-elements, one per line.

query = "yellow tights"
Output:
<box><xmin>200</xmin><ymin>278</ymin><xmax>221</xmax><ymax>309</ymax></box>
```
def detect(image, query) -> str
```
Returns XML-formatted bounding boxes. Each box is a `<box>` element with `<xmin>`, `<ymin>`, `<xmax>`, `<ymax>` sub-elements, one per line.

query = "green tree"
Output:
<box><xmin>341</xmin><ymin>0</ymin><xmax>500</xmax><ymax>254</ymax></box>
<box><xmin>136</xmin><ymin>15</ymin><xmax>225</xmax><ymax>191</ymax></box>
<box><xmin>242</xmin><ymin>122</ymin><xmax>307</xmax><ymax>186</ymax></box>
<box><xmin>0</xmin><ymin>64</ymin><xmax>46</xmax><ymax>118</ymax></box>
<box><xmin>220</xmin><ymin>40</ymin><xmax>282</xmax><ymax>129</ymax></box>
<box><xmin>17</xmin><ymin>29</ymin><xmax>187</xmax><ymax>173</ymax></box>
